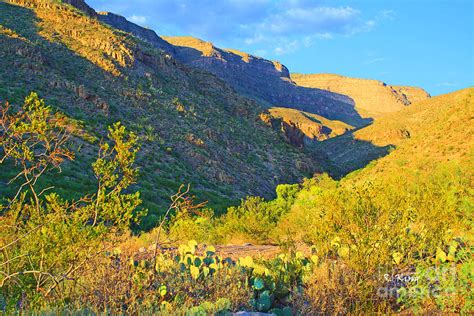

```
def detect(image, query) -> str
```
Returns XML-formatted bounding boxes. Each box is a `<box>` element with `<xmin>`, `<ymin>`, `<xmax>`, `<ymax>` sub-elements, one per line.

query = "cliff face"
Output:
<box><xmin>62</xmin><ymin>0</ymin><xmax>96</xmax><ymax>16</ymax></box>
<box><xmin>162</xmin><ymin>36</ymin><xmax>367</xmax><ymax>127</ymax></box>
<box><xmin>392</xmin><ymin>85</ymin><xmax>431</xmax><ymax>104</ymax></box>
<box><xmin>291</xmin><ymin>73</ymin><xmax>430</xmax><ymax>118</ymax></box>
<box><xmin>264</xmin><ymin>107</ymin><xmax>353</xmax><ymax>145</ymax></box>
<box><xmin>46</xmin><ymin>0</ymin><xmax>425</xmax><ymax>127</ymax></box>
<box><xmin>97</xmin><ymin>12</ymin><xmax>175</xmax><ymax>54</ymax></box>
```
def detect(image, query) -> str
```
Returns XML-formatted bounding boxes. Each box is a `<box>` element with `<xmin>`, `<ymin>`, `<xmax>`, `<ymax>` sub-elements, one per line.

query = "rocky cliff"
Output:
<box><xmin>97</xmin><ymin>12</ymin><xmax>175</xmax><ymax>54</ymax></box>
<box><xmin>62</xmin><ymin>0</ymin><xmax>96</xmax><ymax>16</ymax></box>
<box><xmin>291</xmin><ymin>73</ymin><xmax>430</xmax><ymax>117</ymax></box>
<box><xmin>163</xmin><ymin>36</ymin><xmax>367</xmax><ymax>127</ymax></box>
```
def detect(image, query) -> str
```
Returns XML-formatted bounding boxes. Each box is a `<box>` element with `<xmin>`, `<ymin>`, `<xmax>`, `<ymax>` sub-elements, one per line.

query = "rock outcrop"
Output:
<box><xmin>62</xmin><ymin>0</ymin><xmax>96</xmax><ymax>17</ymax></box>
<box><xmin>272</xmin><ymin>108</ymin><xmax>352</xmax><ymax>139</ymax></box>
<box><xmin>291</xmin><ymin>73</ymin><xmax>430</xmax><ymax>118</ymax></box>
<box><xmin>97</xmin><ymin>12</ymin><xmax>175</xmax><ymax>53</ymax></box>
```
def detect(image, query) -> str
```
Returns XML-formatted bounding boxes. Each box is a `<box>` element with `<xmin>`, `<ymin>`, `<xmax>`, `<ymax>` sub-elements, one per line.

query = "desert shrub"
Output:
<box><xmin>292</xmin><ymin>261</ymin><xmax>363</xmax><ymax>314</ymax></box>
<box><xmin>272</xmin><ymin>164</ymin><xmax>472</xmax><ymax>313</ymax></box>
<box><xmin>213</xmin><ymin>184</ymin><xmax>300</xmax><ymax>244</ymax></box>
<box><xmin>167</xmin><ymin>208</ymin><xmax>215</xmax><ymax>243</ymax></box>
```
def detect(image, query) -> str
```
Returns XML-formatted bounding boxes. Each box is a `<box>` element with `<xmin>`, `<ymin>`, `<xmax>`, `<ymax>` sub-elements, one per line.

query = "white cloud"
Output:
<box><xmin>128</xmin><ymin>15</ymin><xmax>147</xmax><ymax>25</ymax></box>
<box><xmin>365</xmin><ymin>57</ymin><xmax>388</xmax><ymax>65</ymax></box>
<box><xmin>88</xmin><ymin>0</ymin><xmax>390</xmax><ymax>56</ymax></box>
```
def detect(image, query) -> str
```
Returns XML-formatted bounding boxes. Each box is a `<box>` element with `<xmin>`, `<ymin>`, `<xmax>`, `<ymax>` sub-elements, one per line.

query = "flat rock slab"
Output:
<box><xmin>214</xmin><ymin>244</ymin><xmax>280</xmax><ymax>260</ymax></box>
<box><xmin>137</xmin><ymin>243</ymin><xmax>281</xmax><ymax>261</ymax></box>
<box><xmin>232</xmin><ymin>312</ymin><xmax>275</xmax><ymax>316</ymax></box>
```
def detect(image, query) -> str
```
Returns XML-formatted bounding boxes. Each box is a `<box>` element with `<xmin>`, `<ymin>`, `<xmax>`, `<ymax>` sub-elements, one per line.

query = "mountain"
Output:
<box><xmin>91</xmin><ymin>7</ymin><xmax>369</xmax><ymax>128</ymax></box>
<box><xmin>90</xmin><ymin>6</ymin><xmax>431</xmax><ymax>142</ymax></box>
<box><xmin>161</xmin><ymin>36</ymin><xmax>368</xmax><ymax>127</ymax></box>
<box><xmin>94</xmin><ymin>14</ymin><xmax>366</xmax><ymax>144</ymax></box>
<box><xmin>291</xmin><ymin>73</ymin><xmax>430</xmax><ymax>118</ymax></box>
<box><xmin>310</xmin><ymin>87</ymin><xmax>473</xmax><ymax>177</ymax></box>
<box><xmin>97</xmin><ymin>12</ymin><xmax>176</xmax><ymax>54</ymax></box>
<box><xmin>0</xmin><ymin>0</ymin><xmax>318</xmax><ymax>227</ymax></box>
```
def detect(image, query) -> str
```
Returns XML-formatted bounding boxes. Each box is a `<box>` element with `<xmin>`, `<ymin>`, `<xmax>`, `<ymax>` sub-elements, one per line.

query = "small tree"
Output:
<box><xmin>0</xmin><ymin>93</ymin><xmax>143</xmax><ymax>309</ymax></box>
<box><xmin>0</xmin><ymin>92</ymin><xmax>74</xmax><ymax>214</ymax></box>
<box><xmin>90</xmin><ymin>122</ymin><xmax>142</xmax><ymax>229</ymax></box>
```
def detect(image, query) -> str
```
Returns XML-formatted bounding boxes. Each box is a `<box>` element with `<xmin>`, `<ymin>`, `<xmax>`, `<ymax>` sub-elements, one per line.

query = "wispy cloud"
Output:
<box><xmin>435</xmin><ymin>82</ymin><xmax>457</xmax><ymax>87</ymax></box>
<box><xmin>377</xmin><ymin>10</ymin><xmax>396</xmax><ymax>21</ymax></box>
<box><xmin>128</xmin><ymin>15</ymin><xmax>147</xmax><ymax>25</ymax></box>
<box><xmin>245</xmin><ymin>4</ymin><xmax>367</xmax><ymax>54</ymax></box>
<box><xmin>364</xmin><ymin>57</ymin><xmax>389</xmax><ymax>65</ymax></box>
<box><xmin>88</xmin><ymin>0</ymin><xmax>394</xmax><ymax>56</ymax></box>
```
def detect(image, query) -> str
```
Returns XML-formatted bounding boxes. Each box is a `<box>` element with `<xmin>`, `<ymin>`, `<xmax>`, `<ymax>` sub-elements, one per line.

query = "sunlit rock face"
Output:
<box><xmin>291</xmin><ymin>73</ymin><xmax>430</xmax><ymax>118</ymax></box>
<box><xmin>162</xmin><ymin>36</ymin><xmax>368</xmax><ymax>127</ymax></box>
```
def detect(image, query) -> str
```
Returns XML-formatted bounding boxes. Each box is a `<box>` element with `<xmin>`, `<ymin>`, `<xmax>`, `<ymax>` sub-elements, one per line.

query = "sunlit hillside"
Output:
<box><xmin>0</xmin><ymin>0</ymin><xmax>472</xmax><ymax>314</ymax></box>
<box><xmin>311</xmin><ymin>87</ymin><xmax>473</xmax><ymax>176</ymax></box>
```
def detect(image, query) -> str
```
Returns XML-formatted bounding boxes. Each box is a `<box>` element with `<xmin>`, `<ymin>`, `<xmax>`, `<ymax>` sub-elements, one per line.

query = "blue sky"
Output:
<box><xmin>88</xmin><ymin>0</ymin><xmax>473</xmax><ymax>95</ymax></box>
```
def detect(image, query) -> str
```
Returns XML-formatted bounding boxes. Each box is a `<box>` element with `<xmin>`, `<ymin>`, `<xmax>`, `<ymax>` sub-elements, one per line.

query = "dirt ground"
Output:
<box><xmin>136</xmin><ymin>242</ymin><xmax>310</xmax><ymax>261</ymax></box>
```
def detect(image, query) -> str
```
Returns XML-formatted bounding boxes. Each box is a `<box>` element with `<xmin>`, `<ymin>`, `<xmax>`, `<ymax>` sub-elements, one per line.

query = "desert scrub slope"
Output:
<box><xmin>0</xmin><ymin>0</ymin><xmax>318</xmax><ymax>228</ymax></box>
<box><xmin>159</xmin><ymin>88</ymin><xmax>473</xmax><ymax>313</ymax></box>
<box><xmin>308</xmin><ymin>87</ymin><xmax>473</xmax><ymax>177</ymax></box>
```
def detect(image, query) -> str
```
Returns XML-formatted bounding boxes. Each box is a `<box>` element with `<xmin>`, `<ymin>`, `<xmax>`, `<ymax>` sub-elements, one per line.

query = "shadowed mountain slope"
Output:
<box><xmin>0</xmin><ymin>0</ymin><xmax>319</xmax><ymax>227</ymax></box>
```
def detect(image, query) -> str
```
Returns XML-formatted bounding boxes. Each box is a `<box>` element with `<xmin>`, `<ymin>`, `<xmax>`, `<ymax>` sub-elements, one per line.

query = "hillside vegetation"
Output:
<box><xmin>0</xmin><ymin>0</ymin><xmax>317</xmax><ymax>227</ymax></box>
<box><xmin>309</xmin><ymin>87</ymin><xmax>473</xmax><ymax>177</ymax></box>
<box><xmin>1</xmin><ymin>88</ymin><xmax>471</xmax><ymax>314</ymax></box>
